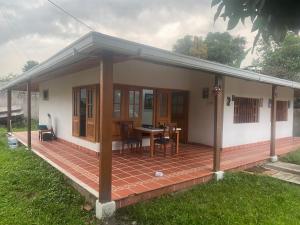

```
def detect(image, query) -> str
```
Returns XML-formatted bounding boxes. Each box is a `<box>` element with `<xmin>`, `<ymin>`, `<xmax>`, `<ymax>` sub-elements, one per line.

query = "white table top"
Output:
<box><xmin>134</xmin><ymin>127</ymin><xmax>182</xmax><ymax>133</ymax></box>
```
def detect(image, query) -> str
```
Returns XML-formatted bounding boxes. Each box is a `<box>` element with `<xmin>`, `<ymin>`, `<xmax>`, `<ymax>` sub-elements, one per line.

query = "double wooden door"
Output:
<box><xmin>155</xmin><ymin>89</ymin><xmax>189</xmax><ymax>143</ymax></box>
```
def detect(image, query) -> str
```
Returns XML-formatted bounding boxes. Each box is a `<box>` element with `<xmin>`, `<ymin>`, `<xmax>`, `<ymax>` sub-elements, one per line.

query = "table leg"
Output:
<box><xmin>150</xmin><ymin>133</ymin><xmax>154</xmax><ymax>157</ymax></box>
<box><xmin>176</xmin><ymin>131</ymin><xmax>179</xmax><ymax>154</ymax></box>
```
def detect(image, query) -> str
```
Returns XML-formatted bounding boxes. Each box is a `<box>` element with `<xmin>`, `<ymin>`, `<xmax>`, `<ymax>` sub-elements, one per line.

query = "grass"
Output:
<box><xmin>0</xmin><ymin>127</ymin><xmax>97</xmax><ymax>225</ymax></box>
<box><xmin>281</xmin><ymin>149</ymin><xmax>300</xmax><ymax>165</ymax></box>
<box><xmin>117</xmin><ymin>172</ymin><xmax>300</xmax><ymax>225</ymax></box>
<box><xmin>10</xmin><ymin>119</ymin><xmax>39</xmax><ymax>132</ymax></box>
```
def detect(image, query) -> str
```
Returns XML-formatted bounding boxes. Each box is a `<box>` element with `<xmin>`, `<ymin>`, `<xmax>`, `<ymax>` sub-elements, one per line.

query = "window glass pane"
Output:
<box><xmin>114</xmin><ymin>89</ymin><xmax>121</xmax><ymax>104</ymax></box>
<box><xmin>113</xmin><ymin>104</ymin><xmax>121</xmax><ymax>118</ymax></box>
<box><xmin>178</xmin><ymin>95</ymin><xmax>184</xmax><ymax>104</ymax></box>
<box><xmin>80</xmin><ymin>88</ymin><xmax>87</xmax><ymax>115</ymax></box>
<box><xmin>113</xmin><ymin>89</ymin><xmax>121</xmax><ymax>118</ymax></box>
<box><xmin>129</xmin><ymin>104</ymin><xmax>134</xmax><ymax>118</ymax></box>
<box><xmin>159</xmin><ymin>93</ymin><xmax>168</xmax><ymax>117</ymax></box>
<box><xmin>129</xmin><ymin>91</ymin><xmax>134</xmax><ymax>105</ymax></box>
<box><xmin>135</xmin><ymin>103</ymin><xmax>139</xmax><ymax>117</ymax></box>
<box><xmin>135</xmin><ymin>91</ymin><xmax>140</xmax><ymax>104</ymax></box>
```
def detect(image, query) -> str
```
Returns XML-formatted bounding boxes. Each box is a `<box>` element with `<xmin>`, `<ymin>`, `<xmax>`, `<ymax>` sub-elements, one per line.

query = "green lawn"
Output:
<box><xmin>281</xmin><ymin>149</ymin><xmax>300</xmax><ymax>165</ymax></box>
<box><xmin>0</xmin><ymin>128</ymin><xmax>96</xmax><ymax>225</ymax></box>
<box><xmin>117</xmin><ymin>173</ymin><xmax>300</xmax><ymax>225</ymax></box>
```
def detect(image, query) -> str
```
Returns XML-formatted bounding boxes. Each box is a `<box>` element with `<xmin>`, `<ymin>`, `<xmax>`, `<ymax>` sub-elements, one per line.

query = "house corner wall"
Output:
<box><xmin>222</xmin><ymin>76</ymin><xmax>294</xmax><ymax>148</ymax></box>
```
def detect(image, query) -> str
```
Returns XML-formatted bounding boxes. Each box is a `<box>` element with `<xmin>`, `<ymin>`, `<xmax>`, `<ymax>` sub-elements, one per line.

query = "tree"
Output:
<box><xmin>0</xmin><ymin>73</ymin><xmax>18</xmax><ymax>82</ymax></box>
<box><xmin>253</xmin><ymin>32</ymin><xmax>300</xmax><ymax>81</ymax></box>
<box><xmin>212</xmin><ymin>0</ymin><xmax>300</xmax><ymax>45</ymax></box>
<box><xmin>22</xmin><ymin>60</ymin><xmax>39</xmax><ymax>72</ymax></box>
<box><xmin>173</xmin><ymin>32</ymin><xmax>248</xmax><ymax>68</ymax></box>
<box><xmin>173</xmin><ymin>35</ymin><xmax>208</xmax><ymax>59</ymax></box>
<box><xmin>205</xmin><ymin>32</ymin><xmax>248</xmax><ymax>67</ymax></box>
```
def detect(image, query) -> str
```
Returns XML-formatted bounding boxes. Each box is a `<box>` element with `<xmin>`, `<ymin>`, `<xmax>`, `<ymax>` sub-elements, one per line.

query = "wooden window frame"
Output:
<box><xmin>233</xmin><ymin>97</ymin><xmax>260</xmax><ymax>124</ymax></box>
<box><xmin>276</xmin><ymin>100</ymin><xmax>288</xmax><ymax>121</ymax></box>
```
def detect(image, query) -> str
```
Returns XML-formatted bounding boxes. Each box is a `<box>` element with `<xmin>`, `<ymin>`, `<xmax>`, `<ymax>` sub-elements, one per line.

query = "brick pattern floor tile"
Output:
<box><xmin>14</xmin><ymin>132</ymin><xmax>300</xmax><ymax>201</ymax></box>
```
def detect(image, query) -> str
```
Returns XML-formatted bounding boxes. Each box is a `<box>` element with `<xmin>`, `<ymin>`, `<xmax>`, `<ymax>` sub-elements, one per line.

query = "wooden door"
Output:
<box><xmin>86</xmin><ymin>86</ymin><xmax>98</xmax><ymax>141</ymax></box>
<box><xmin>127</xmin><ymin>87</ymin><xmax>143</xmax><ymax>128</ymax></box>
<box><xmin>155</xmin><ymin>89</ymin><xmax>172</xmax><ymax>127</ymax></box>
<box><xmin>72</xmin><ymin>87</ymin><xmax>80</xmax><ymax>137</ymax></box>
<box><xmin>171</xmin><ymin>91</ymin><xmax>189</xmax><ymax>143</ymax></box>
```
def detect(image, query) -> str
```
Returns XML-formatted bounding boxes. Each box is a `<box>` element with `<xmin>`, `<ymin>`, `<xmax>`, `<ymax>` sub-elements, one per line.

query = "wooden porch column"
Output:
<box><xmin>7</xmin><ymin>88</ymin><xmax>12</xmax><ymax>133</ymax></box>
<box><xmin>27</xmin><ymin>80</ymin><xmax>31</xmax><ymax>149</ymax></box>
<box><xmin>99</xmin><ymin>54</ymin><xmax>114</xmax><ymax>203</ymax></box>
<box><xmin>270</xmin><ymin>85</ymin><xmax>277</xmax><ymax>157</ymax></box>
<box><xmin>213</xmin><ymin>75</ymin><xmax>224</xmax><ymax>172</ymax></box>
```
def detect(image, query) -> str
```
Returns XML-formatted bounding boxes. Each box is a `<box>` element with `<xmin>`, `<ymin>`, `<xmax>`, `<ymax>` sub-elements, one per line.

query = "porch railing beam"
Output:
<box><xmin>99</xmin><ymin>53</ymin><xmax>114</xmax><ymax>203</ymax></box>
<box><xmin>27</xmin><ymin>80</ymin><xmax>32</xmax><ymax>149</ymax></box>
<box><xmin>213</xmin><ymin>75</ymin><xmax>224</xmax><ymax>172</ymax></box>
<box><xmin>7</xmin><ymin>88</ymin><xmax>12</xmax><ymax>133</ymax></box>
<box><xmin>270</xmin><ymin>85</ymin><xmax>277</xmax><ymax>157</ymax></box>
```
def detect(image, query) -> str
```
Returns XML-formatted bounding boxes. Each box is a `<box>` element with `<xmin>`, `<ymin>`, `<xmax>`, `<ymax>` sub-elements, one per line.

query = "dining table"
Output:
<box><xmin>134</xmin><ymin>126</ymin><xmax>181</xmax><ymax>157</ymax></box>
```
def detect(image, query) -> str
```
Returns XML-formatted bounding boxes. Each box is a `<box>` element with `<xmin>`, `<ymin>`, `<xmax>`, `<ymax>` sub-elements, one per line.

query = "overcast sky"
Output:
<box><xmin>0</xmin><ymin>0</ymin><xmax>257</xmax><ymax>77</ymax></box>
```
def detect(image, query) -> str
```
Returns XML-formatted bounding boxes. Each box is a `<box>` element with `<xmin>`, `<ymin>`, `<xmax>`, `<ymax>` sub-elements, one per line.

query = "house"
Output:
<box><xmin>1</xmin><ymin>31</ymin><xmax>300</xmax><ymax>219</ymax></box>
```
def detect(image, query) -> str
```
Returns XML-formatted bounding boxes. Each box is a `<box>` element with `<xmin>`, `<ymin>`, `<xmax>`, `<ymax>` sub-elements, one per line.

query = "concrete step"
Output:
<box><xmin>264</xmin><ymin>161</ymin><xmax>300</xmax><ymax>176</ymax></box>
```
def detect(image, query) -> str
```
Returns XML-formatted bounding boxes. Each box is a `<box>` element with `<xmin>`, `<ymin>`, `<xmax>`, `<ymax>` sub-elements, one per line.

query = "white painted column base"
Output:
<box><xmin>214</xmin><ymin>171</ymin><xmax>224</xmax><ymax>181</ymax></box>
<box><xmin>270</xmin><ymin>155</ymin><xmax>278</xmax><ymax>163</ymax></box>
<box><xmin>95</xmin><ymin>200</ymin><xmax>116</xmax><ymax>219</ymax></box>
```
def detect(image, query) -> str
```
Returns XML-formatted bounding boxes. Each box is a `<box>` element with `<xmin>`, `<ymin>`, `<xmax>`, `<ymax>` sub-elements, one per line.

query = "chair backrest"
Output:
<box><xmin>120</xmin><ymin>121</ymin><xmax>134</xmax><ymax>141</ymax></box>
<box><xmin>166</xmin><ymin>123</ymin><xmax>177</xmax><ymax>140</ymax></box>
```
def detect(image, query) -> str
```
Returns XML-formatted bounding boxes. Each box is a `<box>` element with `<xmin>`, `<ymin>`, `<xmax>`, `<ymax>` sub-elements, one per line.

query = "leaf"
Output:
<box><xmin>211</xmin><ymin>0</ymin><xmax>222</xmax><ymax>7</ymax></box>
<box><xmin>214</xmin><ymin>3</ymin><xmax>224</xmax><ymax>22</ymax></box>
<box><xmin>227</xmin><ymin>16</ymin><xmax>240</xmax><ymax>30</ymax></box>
<box><xmin>252</xmin><ymin>31</ymin><xmax>261</xmax><ymax>53</ymax></box>
<box><xmin>251</xmin><ymin>17</ymin><xmax>261</xmax><ymax>32</ymax></box>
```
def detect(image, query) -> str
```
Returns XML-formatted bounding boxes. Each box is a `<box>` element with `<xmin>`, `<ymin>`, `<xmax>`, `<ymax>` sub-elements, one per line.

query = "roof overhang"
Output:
<box><xmin>2</xmin><ymin>31</ymin><xmax>300</xmax><ymax>91</ymax></box>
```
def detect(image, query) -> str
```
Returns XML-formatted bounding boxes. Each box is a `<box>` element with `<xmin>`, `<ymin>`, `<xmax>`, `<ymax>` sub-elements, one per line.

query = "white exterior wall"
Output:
<box><xmin>39</xmin><ymin>67</ymin><xmax>101</xmax><ymax>151</ymax></box>
<box><xmin>39</xmin><ymin>60</ymin><xmax>215</xmax><ymax>152</ymax></box>
<box><xmin>222</xmin><ymin>77</ymin><xmax>294</xmax><ymax>148</ymax></box>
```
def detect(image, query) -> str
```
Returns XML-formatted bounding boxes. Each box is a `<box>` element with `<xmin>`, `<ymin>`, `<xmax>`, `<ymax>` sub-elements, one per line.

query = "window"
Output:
<box><xmin>234</xmin><ymin>97</ymin><xmax>259</xmax><ymax>123</ymax></box>
<box><xmin>42</xmin><ymin>89</ymin><xmax>49</xmax><ymax>101</ymax></box>
<box><xmin>113</xmin><ymin>89</ymin><xmax>122</xmax><ymax>118</ymax></box>
<box><xmin>129</xmin><ymin>90</ymin><xmax>140</xmax><ymax>118</ymax></box>
<box><xmin>276</xmin><ymin>101</ymin><xmax>288</xmax><ymax>121</ymax></box>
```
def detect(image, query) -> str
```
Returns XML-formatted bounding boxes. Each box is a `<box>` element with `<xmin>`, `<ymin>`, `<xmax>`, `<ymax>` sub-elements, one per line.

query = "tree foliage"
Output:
<box><xmin>173</xmin><ymin>35</ymin><xmax>208</xmax><ymax>59</ymax></box>
<box><xmin>0</xmin><ymin>60</ymin><xmax>39</xmax><ymax>82</ymax></box>
<box><xmin>0</xmin><ymin>73</ymin><xmax>18</xmax><ymax>82</ymax></box>
<box><xmin>253</xmin><ymin>32</ymin><xmax>300</xmax><ymax>81</ymax></box>
<box><xmin>212</xmin><ymin>0</ymin><xmax>300</xmax><ymax>46</ymax></box>
<box><xmin>173</xmin><ymin>32</ymin><xmax>248</xmax><ymax>67</ymax></box>
<box><xmin>22</xmin><ymin>60</ymin><xmax>39</xmax><ymax>72</ymax></box>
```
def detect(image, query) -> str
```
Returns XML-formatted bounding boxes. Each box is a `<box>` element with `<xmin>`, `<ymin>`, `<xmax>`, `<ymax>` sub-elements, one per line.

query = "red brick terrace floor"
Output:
<box><xmin>14</xmin><ymin>131</ymin><xmax>300</xmax><ymax>207</ymax></box>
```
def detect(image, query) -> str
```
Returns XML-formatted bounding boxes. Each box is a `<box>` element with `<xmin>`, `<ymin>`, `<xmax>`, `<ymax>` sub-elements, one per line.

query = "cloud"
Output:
<box><xmin>0</xmin><ymin>0</ymin><xmax>256</xmax><ymax>75</ymax></box>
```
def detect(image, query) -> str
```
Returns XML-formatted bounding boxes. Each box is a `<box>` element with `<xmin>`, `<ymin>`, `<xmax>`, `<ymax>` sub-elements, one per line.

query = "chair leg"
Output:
<box><xmin>164</xmin><ymin>144</ymin><xmax>167</xmax><ymax>157</ymax></box>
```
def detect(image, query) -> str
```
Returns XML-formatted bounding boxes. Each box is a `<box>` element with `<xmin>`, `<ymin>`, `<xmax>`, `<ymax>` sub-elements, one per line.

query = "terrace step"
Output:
<box><xmin>264</xmin><ymin>161</ymin><xmax>300</xmax><ymax>176</ymax></box>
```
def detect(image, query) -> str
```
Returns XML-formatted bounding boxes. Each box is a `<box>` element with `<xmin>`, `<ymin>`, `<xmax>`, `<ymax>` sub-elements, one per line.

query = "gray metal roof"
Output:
<box><xmin>2</xmin><ymin>31</ymin><xmax>300</xmax><ymax>90</ymax></box>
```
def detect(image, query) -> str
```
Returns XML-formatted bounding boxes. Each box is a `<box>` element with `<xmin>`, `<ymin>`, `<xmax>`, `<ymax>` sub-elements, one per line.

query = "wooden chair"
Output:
<box><xmin>120</xmin><ymin>121</ymin><xmax>143</xmax><ymax>154</ymax></box>
<box><xmin>154</xmin><ymin>123</ymin><xmax>177</xmax><ymax>157</ymax></box>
